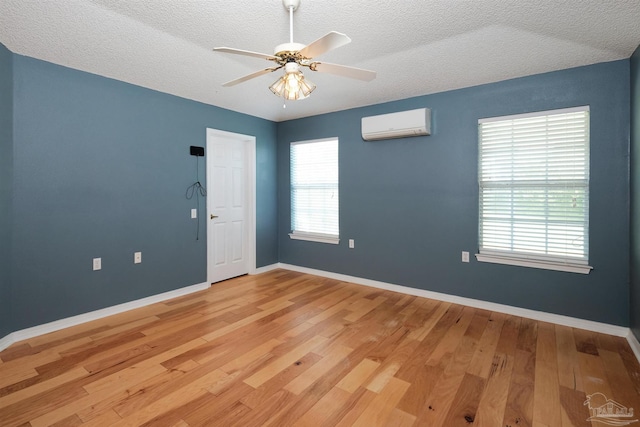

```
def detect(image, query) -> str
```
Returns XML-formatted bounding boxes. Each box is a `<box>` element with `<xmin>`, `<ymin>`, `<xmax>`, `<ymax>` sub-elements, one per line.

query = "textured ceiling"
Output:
<box><xmin>1</xmin><ymin>0</ymin><xmax>640</xmax><ymax>122</ymax></box>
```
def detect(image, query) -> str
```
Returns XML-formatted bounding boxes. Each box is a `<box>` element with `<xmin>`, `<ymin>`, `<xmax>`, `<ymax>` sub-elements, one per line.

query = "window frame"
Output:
<box><xmin>476</xmin><ymin>106</ymin><xmax>592</xmax><ymax>274</ymax></box>
<box><xmin>289</xmin><ymin>137</ymin><xmax>340</xmax><ymax>245</ymax></box>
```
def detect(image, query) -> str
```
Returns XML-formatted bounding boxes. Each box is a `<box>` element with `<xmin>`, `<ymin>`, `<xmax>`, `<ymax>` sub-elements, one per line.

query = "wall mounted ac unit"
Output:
<box><xmin>361</xmin><ymin>108</ymin><xmax>431</xmax><ymax>141</ymax></box>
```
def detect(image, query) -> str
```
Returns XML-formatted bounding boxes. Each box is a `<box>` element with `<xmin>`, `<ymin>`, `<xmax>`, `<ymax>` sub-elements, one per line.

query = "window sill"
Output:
<box><xmin>475</xmin><ymin>253</ymin><xmax>592</xmax><ymax>274</ymax></box>
<box><xmin>289</xmin><ymin>232</ymin><xmax>340</xmax><ymax>245</ymax></box>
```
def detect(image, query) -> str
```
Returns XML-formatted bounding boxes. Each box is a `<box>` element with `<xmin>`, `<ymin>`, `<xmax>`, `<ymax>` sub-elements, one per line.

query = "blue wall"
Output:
<box><xmin>10</xmin><ymin>55</ymin><xmax>278</xmax><ymax>330</ymax></box>
<box><xmin>631</xmin><ymin>45</ymin><xmax>640</xmax><ymax>341</ymax></box>
<box><xmin>0</xmin><ymin>44</ymin><xmax>13</xmax><ymax>337</ymax></box>
<box><xmin>1</xmin><ymin>48</ymin><xmax>635</xmax><ymax>336</ymax></box>
<box><xmin>278</xmin><ymin>60</ymin><xmax>631</xmax><ymax>326</ymax></box>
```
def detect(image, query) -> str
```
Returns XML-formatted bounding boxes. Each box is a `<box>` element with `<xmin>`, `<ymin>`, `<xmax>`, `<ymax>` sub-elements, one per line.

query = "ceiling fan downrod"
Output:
<box><xmin>283</xmin><ymin>0</ymin><xmax>300</xmax><ymax>44</ymax></box>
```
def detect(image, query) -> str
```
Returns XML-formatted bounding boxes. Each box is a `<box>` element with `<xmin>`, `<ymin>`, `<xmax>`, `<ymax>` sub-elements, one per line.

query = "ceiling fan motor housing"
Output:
<box><xmin>274</xmin><ymin>43</ymin><xmax>306</xmax><ymax>60</ymax></box>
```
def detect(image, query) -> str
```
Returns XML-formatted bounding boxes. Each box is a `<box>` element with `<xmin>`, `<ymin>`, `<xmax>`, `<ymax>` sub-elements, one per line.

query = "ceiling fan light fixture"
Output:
<box><xmin>214</xmin><ymin>0</ymin><xmax>375</xmax><ymax>103</ymax></box>
<box><xmin>269</xmin><ymin>65</ymin><xmax>315</xmax><ymax>100</ymax></box>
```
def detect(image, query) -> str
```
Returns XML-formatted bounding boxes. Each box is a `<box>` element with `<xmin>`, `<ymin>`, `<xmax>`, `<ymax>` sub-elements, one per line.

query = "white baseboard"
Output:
<box><xmin>278</xmin><ymin>263</ymin><xmax>631</xmax><ymax>338</ymax></box>
<box><xmin>252</xmin><ymin>263</ymin><xmax>280</xmax><ymax>275</ymax></box>
<box><xmin>0</xmin><ymin>333</ymin><xmax>14</xmax><ymax>353</ymax></box>
<box><xmin>628</xmin><ymin>330</ymin><xmax>640</xmax><ymax>363</ymax></box>
<box><xmin>0</xmin><ymin>281</ymin><xmax>209</xmax><ymax>353</ymax></box>
<box><xmin>2</xmin><ymin>265</ymin><xmax>638</xmax><ymax>366</ymax></box>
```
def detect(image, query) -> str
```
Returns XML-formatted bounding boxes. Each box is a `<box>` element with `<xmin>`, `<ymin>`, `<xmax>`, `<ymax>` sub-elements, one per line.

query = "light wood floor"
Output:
<box><xmin>1</xmin><ymin>269</ymin><xmax>639</xmax><ymax>427</ymax></box>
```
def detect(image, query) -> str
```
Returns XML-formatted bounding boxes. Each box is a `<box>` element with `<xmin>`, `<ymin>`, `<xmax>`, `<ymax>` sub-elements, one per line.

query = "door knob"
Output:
<box><xmin>210</xmin><ymin>214</ymin><xmax>218</xmax><ymax>219</ymax></box>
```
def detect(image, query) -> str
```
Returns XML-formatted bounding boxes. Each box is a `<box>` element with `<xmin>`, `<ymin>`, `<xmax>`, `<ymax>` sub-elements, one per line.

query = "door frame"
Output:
<box><xmin>205</xmin><ymin>128</ymin><xmax>257</xmax><ymax>283</ymax></box>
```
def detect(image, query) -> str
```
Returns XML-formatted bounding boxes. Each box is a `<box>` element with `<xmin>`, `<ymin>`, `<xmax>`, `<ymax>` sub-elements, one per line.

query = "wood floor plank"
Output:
<box><xmin>293</xmin><ymin>386</ymin><xmax>352</xmax><ymax>427</ymax></box>
<box><xmin>110</xmin><ymin>359</ymin><xmax>219</xmax><ymax>419</ymax></box>
<box><xmin>0</xmin><ymin>366</ymin><xmax>39</xmax><ymax>390</ymax></box>
<box><xmin>555</xmin><ymin>324</ymin><xmax>584</xmax><ymax>392</ymax></box>
<box><xmin>110</xmin><ymin>369</ymin><xmax>228</xmax><ymax>426</ymax></box>
<box><xmin>333</xmin><ymin>388</ymin><xmax>378</xmax><ymax>427</ymax></box>
<box><xmin>395</xmin><ymin>304</ymin><xmax>464</xmax><ymax>383</ymax></box>
<box><xmin>425</xmin><ymin>306</ymin><xmax>477</xmax><ymax>370</ymax></box>
<box><xmin>396</xmin><ymin>364</ymin><xmax>442</xmax><ymax>417</ymax></box>
<box><xmin>385</xmin><ymin>408</ymin><xmax>417</xmax><ymax>427</ymax></box>
<box><xmin>284</xmin><ymin>344</ymin><xmax>353</xmax><ymax>395</ymax></box>
<box><xmin>240</xmin><ymin>352</ymin><xmax>323</xmax><ymax>411</ymax></box>
<box><xmin>532</xmin><ymin>322</ymin><xmax>562</xmax><ymax>427</ymax></box>
<box><xmin>0</xmin><ymin>269</ymin><xmax>638</xmax><ymax>427</ymax></box>
<box><xmin>415</xmin><ymin>327</ymin><xmax>481</xmax><ymax>425</ymax></box>
<box><xmin>30</xmin><ymin>362</ymin><xmax>193</xmax><ymax>427</ymax></box>
<box><xmin>182</xmin><ymin>383</ymin><xmax>254</xmax><ymax>427</ymax></box>
<box><xmin>352</xmin><ymin>377</ymin><xmax>411</xmax><ymax>427</ymax></box>
<box><xmin>201</xmin><ymin>300</ymin><xmax>295</xmax><ymax>342</ymax></box>
<box><xmin>0</xmin><ymin>366</ymin><xmax>88</xmax><ymax>408</ymax></box>
<box><xmin>467</xmin><ymin>312</ymin><xmax>506</xmax><ymax>379</ymax></box>
<box><xmin>220</xmin><ymin>338</ymin><xmax>283</xmax><ymax>374</ymax></box>
<box><xmin>365</xmin><ymin>333</ymin><xmax>418</xmax><ymax>393</ymax></box>
<box><xmin>335</xmin><ymin>358</ymin><xmax>380</xmax><ymax>393</ymax></box>
<box><xmin>243</xmin><ymin>334</ymin><xmax>329</xmax><ymax>388</ymax></box>
<box><xmin>407</xmin><ymin>301</ymin><xmax>450</xmax><ymax>341</ymax></box>
<box><xmin>517</xmin><ymin>317</ymin><xmax>539</xmax><ymax>353</ymax></box>
<box><xmin>474</xmin><ymin>352</ymin><xmax>514</xmax><ymax>427</ymax></box>
<box><xmin>578</xmin><ymin>351</ymin><xmax>614</xmax><ymax>399</ymax></box>
<box><xmin>598</xmin><ymin>348</ymin><xmax>640</xmax><ymax>418</ymax></box>
<box><xmin>0</xmin><ymin>376</ymin><xmax>90</xmax><ymax>427</ymax></box>
<box><xmin>441</xmin><ymin>373</ymin><xmax>486</xmax><ymax>427</ymax></box>
<box><xmin>74</xmin><ymin>361</ymin><xmax>198</xmax><ymax>423</ymax></box>
<box><xmin>0</xmin><ymin>336</ymin><xmax>93</xmax><ymax>388</ymax></box>
<box><xmin>76</xmin><ymin>409</ymin><xmax>123</xmax><ymax>427</ymax></box>
<box><xmin>559</xmin><ymin>386</ymin><xmax>591</xmax><ymax>427</ymax></box>
<box><xmin>502</xmin><ymin>349</ymin><xmax>535</xmax><ymax>427</ymax></box>
<box><xmin>137</xmin><ymin>389</ymin><xmax>218</xmax><ymax>427</ymax></box>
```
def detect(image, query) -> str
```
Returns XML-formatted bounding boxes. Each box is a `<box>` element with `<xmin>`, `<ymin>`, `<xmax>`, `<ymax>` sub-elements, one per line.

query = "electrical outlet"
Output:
<box><xmin>349</xmin><ymin>239</ymin><xmax>355</xmax><ymax>249</ymax></box>
<box><xmin>93</xmin><ymin>257</ymin><xmax>101</xmax><ymax>271</ymax></box>
<box><xmin>191</xmin><ymin>209</ymin><xmax>197</xmax><ymax>219</ymax></box>
<box><xmin>462</xmin><ymin>251</ymin><xmax>470</xmax><ymax>263</ymax></box>
<box><xmin>134</xmin><ymin>252</ymin><xmax>142</xmax><ymax>264</ymax></box>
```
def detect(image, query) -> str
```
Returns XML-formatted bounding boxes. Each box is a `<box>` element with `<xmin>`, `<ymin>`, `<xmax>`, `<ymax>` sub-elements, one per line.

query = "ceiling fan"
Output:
<box><xmin>213</xmin><ymin>0</ymin><xmax>376</xmax><ymax>101</ymax></box>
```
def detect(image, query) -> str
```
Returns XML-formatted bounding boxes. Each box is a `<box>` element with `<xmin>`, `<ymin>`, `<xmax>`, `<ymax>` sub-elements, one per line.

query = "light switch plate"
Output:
<box><xmin>134</xmin><ymin>252</ymin><xmax>142</xmax><ymax>264</ymax></box>
<box><xmin>93</xmin><ymin>257</ymin><xmax>101</xmax><ymax>271</ymax></box>
<box><xmin>191</xmin><ymin>209</ymin><xmax>197</xmax><ymax>219</ymax></box>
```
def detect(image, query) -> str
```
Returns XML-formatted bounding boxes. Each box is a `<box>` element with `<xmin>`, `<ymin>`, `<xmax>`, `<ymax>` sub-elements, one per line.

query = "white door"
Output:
<box><xmin>206</xmin><ymin>129</ymin><xmax>255</xmax><ymax>283</ymax></box>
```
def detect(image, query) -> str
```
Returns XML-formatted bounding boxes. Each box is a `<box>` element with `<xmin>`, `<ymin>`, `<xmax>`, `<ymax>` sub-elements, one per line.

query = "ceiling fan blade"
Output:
<box><xmin>298</xmin><ymin>31</ymin><xmax>351</xmax><ymax>59</ymax></box>
<box><xmin>222</xmin><ymin>67</ymin><xmax>281</xmax><ymax>87</ymax></box>
<box><xmin>310</xmin><ymin>62</ymin><xmax>376</xmax><ymax>82</ymax></box>
<box><xmin>214</xmin><ymin>47</ymin><xmax>279</xmax><ymax>61</ymax></box>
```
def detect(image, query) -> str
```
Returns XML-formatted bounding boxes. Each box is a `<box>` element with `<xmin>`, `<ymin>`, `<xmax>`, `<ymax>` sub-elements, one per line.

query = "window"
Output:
<box><xmin>477</xmin><ymin>106</ymin><xmax>592</xmax><ymax>274</ymax></box>
<box><xmin>289</xmin><ymin>138</ymin><xmax>339</xmax><ymax>244</ymax></box>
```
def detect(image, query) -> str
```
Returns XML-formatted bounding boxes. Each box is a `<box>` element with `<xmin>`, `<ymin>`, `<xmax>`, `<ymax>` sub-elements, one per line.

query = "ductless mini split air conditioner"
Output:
<box><xmin>361</xmin><ymin>107</ymin><xmax>431</xmax><ymax>141</ymax></box>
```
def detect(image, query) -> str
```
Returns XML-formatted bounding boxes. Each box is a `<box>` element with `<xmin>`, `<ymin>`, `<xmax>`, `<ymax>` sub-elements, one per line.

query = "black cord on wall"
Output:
<box><xmin>186</xmin><ymin>153</ymin><xmax>206</xmax><ymax>240</ymax></box>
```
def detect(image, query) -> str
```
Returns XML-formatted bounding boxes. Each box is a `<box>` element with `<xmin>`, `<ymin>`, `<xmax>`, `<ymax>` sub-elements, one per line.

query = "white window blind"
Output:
<box><xmin>478</xmin><ymin>106</ymin><xmax>591</xmax><ymax>273</ymax></box>
<box><xmin>290</xmin><ymin>138</ymin><xmax>339</xmax><ymax>244</ymax></box>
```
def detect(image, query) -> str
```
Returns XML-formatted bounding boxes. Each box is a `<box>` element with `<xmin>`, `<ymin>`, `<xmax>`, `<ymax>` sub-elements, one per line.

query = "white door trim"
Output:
<box><xmin>205</xmin><ymin>128</ymin><xmax>256</xmax><ymax>283</ymax></box>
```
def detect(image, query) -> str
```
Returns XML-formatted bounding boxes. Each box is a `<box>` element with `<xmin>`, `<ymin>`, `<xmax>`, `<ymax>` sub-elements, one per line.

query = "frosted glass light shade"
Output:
<box><xmin>269</xmin><ymin>70</ymin><xmax>316</xmax><ymax>100</ymax></box>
